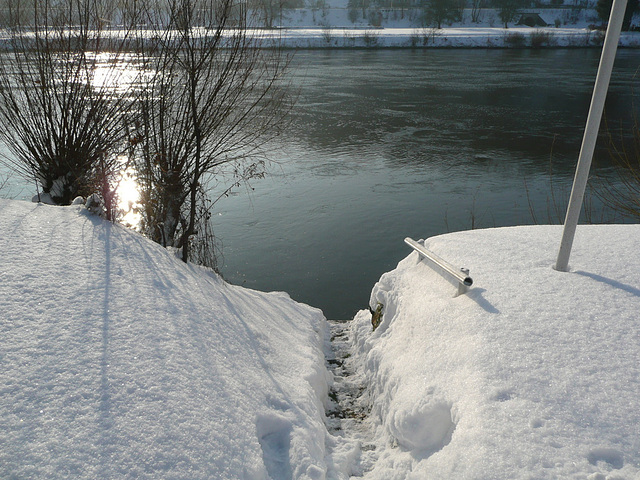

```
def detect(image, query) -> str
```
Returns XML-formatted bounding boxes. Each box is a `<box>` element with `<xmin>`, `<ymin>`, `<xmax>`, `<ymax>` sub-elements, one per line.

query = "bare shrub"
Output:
<box><xmin>322</xmin><ymin>25</ymin><xmax>334</xmax><ymax>44</ymax></box>
<box><xmin>410</xmin><ymin>26</ymin><xmax>437</xmax><ymax>46</ymax></box>
<box><xmin>530</xmin><ymin>30</ymin><xmax>555</xmax><ymax>48</ymax></box>
<box><xmin>503</xmin><ymin>31</ymin><xmax>526</xmax><ymax>47</ymax></box>
<box><xmin>595</xmin><ymin>117</ymin><xmax>640</xmax><ymax>220</ymax></box>
<box><xmin>363</xmin><ymin>29</ymin><xmax>379</xmax><ymax>46</ymax></box>
<box><xmin>590</xmin><ymin>30</ymin><xmax>605</xmax><ymax>46</ymax></box>
<box><xmin>0</xmin><ymin>0</ymin><xmax>138</xmax><ymax>211</ymax></box>
<box><xmin>133</xmin><ymin>0</ymin><xmax>292</xmax><ymax>263</ymax></box>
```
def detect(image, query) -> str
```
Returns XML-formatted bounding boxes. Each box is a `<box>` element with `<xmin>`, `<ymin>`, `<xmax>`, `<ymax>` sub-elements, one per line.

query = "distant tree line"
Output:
<box><xmin>342</xmin><ymin>0</ymin><xmax>640</xmax><ymax>29</ymax></box>
<box><xmin>1</xmin><ymin>0</ymin><xmax>621</xmax><ymax>31</ymax></box>
<box><xmin>345</xmin><ymin>0</ymin><xmax>529</xmax><ymax>28</ymax></box>
<box><xmin>596</xmin><ymin>0</ymin><xmax>639</xmax><ymax>29</ymax></box>
<box><xmin>247</xmin><ymin>0</ymin><xmax>305</xmax><ymax>27</ymax></box>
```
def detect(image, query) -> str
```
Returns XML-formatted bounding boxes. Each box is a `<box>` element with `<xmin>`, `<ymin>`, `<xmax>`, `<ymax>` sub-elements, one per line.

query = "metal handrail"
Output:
<box><xmin>404</xmin><ymin>237</ymin><xmax>473</xmax><ymax>295</ymax></box>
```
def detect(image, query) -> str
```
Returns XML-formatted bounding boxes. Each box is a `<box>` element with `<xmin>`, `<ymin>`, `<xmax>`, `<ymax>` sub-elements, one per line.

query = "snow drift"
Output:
<box><xmin>0</xmin><ymin>199</ymin><xmax>331</xmax><ymax>480</ymax></box>
<box><xmin>348</xmin><ymin>225</ymin><xmax>640</xmax><ymax>479</ymax></box>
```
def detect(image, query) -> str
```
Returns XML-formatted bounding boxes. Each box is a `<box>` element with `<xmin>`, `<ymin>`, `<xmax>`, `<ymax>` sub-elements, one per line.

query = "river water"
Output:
<box><xmin>213</xmin><ymin>48</ymin><xmax>640</xmax><ymax>319</ymax></box>
<box><xmin>3</xmin><ymin>48</ymin><xmax>640</xmax><ymax>319</ymax></box>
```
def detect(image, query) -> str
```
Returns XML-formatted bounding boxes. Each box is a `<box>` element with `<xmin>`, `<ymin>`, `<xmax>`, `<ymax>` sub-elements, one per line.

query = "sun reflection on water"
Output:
<box><xmin>116</xmin><ymin>166</ymin><xmax>141</xmax><ymax>228</ymax></box>
<box><xmin>90</xmin><ymin>52</ymin><xmax>141</xmax><ymax>95</ymax></box>
<box><xmin>88</xmin><ymin>53</ymin><xmax>144</xmax><ymax>229</ymax></box>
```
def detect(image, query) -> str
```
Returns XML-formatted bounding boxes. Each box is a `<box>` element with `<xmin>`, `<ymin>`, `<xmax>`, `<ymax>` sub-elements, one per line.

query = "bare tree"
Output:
<box><xmin>493</xmin><ymin>0</ymin><xmax>524</xmax><ymax>28</ymax></box>
<box><xmin>597</xmin><ymin>0</ymin><xmax>639</xmax><ymax>30</ymax></box>
<box><xmin>471</xmin><ymin>0</ymin><xmax>485</xmax><ymax>23</ymax></box>
<box><xmin>421</xmin><ymin>0</ymin><xmax>461</xmax><ymax>28</ymax></box>
<box><xmin>0</xmin><ymin>0</ymin><xmax>138</xmax><ymax>213</ymax></box>
<box><xmin>134</xmin><ymin>0</ymin><xmax>291</xmax><ymax>263</ymax></box>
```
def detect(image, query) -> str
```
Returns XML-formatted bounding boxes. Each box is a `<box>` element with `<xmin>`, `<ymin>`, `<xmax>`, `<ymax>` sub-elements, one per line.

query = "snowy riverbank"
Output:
<box><xmin>268</xmin><ymin>26</ymin><xmax>640</xmax><ymax>48</ymax></box>
<box><xmin>255</xmin><ymin>6</ymin><xmax>640</xmax><ymax>48</ymax></box>
<box><xmin>345</xmin><ymin>225</ymin><xmax>640</xmax><ymax>479</ymax></box>
<box><xmin>1</xmin><ymin>199</ymin><xmax>639</xmax><ymax>479</ymax></box>
<box><xmin>0</xmin><ymin>199</ymin><xmax>331</xmax><ymax>479</ymax></box>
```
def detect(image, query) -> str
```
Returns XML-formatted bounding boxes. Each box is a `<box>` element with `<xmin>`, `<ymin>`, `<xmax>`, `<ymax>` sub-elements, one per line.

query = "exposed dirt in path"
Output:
<box><xmin>325</xmin><ymin>320</ymin><xmax>378</xmax><ymax>478</ymax></box>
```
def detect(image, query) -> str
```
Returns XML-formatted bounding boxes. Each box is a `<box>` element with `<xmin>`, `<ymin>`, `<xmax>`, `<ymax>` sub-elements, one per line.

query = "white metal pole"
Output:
<box><xmin>555</xmin><ymin>0</ymin><xmax>628</xmax><ymax>272</ymax></box>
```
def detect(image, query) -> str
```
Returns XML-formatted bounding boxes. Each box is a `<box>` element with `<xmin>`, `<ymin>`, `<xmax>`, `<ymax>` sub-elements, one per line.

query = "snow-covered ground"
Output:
<box><xmin>1</xmin><ymin>199</ymin><xmax>639</xmax><ymax>479</ymax></box>
<box><xmin>275</xmin><ymin>5</ymin><xmax>598</xmax><ymax>29</ymax></box>
<box><xmin>0</xmin><ymin>199</ymin><xmax>331</xmax><ymax>479</ymax></box>
<box><xmin>254</xmin><ymin>6</ymin><xmax>640</xmax><ymax>48</ymax></box>
<box><xmin>266</xmin><ymin>26</ymin><xmax>640</xmax><ymax>48</ymax></box>
<box><xmin>346</xmin><ymin>225</ymin><xmax>640</xmax><ymax>479</ymax></box>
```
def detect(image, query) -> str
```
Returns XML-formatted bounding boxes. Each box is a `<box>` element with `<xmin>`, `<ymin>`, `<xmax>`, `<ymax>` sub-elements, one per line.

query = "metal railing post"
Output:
<box><xmin>405</xmin><ymin>237</ymin><xmax>473</xmax><ymax>295</ymax></box>
<box><xmin>555</xmin><ymin>0</ymin><xmax>628</xmax><ymax>272</ymax></box>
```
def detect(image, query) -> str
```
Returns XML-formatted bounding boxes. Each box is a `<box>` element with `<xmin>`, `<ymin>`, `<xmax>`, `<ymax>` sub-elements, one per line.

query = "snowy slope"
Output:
<box><xmin>0</xmin><ymin>199</ymin><xmax>331</xmax><ymax>480</ymax></box>
<box><xmin>348</xmin><ymin>225</ymin><xmax>640</xmax><ymax>479</ymax></box>
<box><xmin>2</xmin><ymin>198</ymin><xmax>640</xmax><ymax>480</ymax></box>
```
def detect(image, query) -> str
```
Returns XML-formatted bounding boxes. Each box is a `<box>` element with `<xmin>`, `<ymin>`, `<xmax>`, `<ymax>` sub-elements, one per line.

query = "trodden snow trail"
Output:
<box><xmin>325</xmin><ymin>320</ymin><xmax>378</xmax><ymax>478</ymax></box>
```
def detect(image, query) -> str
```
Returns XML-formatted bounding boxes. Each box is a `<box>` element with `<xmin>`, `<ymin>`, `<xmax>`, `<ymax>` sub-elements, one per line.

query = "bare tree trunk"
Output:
<box><xmin>134</xmin><ymin>0</ymin><xmax>292</xmax><ymax>265</ymax></box>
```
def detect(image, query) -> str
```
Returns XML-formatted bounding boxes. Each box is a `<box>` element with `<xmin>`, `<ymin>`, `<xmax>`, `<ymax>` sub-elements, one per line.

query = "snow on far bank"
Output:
<box><xmin>254</xmin><ymin>6</ymin><xmax>640</xmax><ymax>48</ymax></box>
<box><xmin>0</xmin><ymin>198</ymin><xmax>331</xmax><ymax>480</ymax></box>
<box><xmin>348</xmin><ymin>224</ymin><xmax>640</xmax><ymax>479</ymax></box>
<box><xmin>267</xmin><ymin>26</ymin><xmax>640</xmax><ymax>48</ymax></box>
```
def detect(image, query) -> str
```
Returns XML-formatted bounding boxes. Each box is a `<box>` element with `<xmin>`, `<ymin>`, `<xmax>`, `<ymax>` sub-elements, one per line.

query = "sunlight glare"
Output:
<box><xmin>90</xmin><ymin>52</ymin><xmax>140</xmax><ymax>94</ymax></box>
<box><xmin>117</xmin><ymin>166</ymin><xmax>141</xmax><ymax>228</ymax></box>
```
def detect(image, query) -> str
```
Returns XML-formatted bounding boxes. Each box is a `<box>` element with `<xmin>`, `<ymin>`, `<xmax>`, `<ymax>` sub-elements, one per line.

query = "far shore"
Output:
<box><xmin>268</xmin><ymin>26</ymin><xmax>640</xmax><ymax>49</ymax></box>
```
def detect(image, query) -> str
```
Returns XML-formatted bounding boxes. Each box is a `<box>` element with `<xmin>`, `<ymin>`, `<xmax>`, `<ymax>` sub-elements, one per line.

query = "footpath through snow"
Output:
<box><xmin>1</xmin><ymin>199</ymin><xmax>640</xmax><ymax>479</ymax></box>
